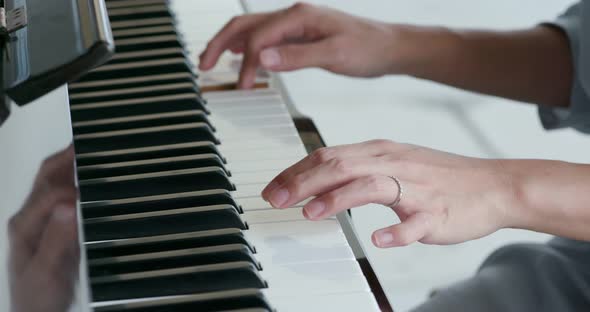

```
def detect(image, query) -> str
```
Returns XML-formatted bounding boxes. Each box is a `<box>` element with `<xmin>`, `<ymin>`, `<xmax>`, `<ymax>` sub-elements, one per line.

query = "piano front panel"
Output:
<box><xmin>69</xmin><ymin>0</ymin><xmax>384</xmax><ymax>311</ymax></box>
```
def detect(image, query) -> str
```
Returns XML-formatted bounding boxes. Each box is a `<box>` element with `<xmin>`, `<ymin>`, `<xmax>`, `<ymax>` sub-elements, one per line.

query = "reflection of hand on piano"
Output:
<box><xmin>8</xmin><ymin>146</ymin><xmax>79</xmax><ymax>312</ymax></box>
<box><xmin>199</xmin><ymin>2</ymin><xmax>411</xmax><ymax>89</ymax></box>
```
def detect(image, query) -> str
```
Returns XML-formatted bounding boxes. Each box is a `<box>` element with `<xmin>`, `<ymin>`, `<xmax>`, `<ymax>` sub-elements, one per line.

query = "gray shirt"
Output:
<box><xmin>540</xmin><ymin>0</ymin><xmax>590</xmax><ymax>133</ymax></box>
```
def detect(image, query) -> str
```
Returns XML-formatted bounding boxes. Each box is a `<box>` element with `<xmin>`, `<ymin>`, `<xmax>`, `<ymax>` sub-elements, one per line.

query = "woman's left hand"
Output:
<box><xmin>261</xmin><ymin>140</ymin><xmax>520</xmax><ymax>248</ymax></box>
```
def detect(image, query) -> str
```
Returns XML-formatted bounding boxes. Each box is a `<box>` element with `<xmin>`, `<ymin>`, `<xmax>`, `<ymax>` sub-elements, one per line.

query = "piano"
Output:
<box><xmin>2</xmin><ymin>0</ymin><xmax>393</xmax><ymax>311</ymax></box>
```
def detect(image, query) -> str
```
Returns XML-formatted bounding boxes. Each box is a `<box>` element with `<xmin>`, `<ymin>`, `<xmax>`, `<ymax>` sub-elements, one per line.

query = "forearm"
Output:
<box><xmin>395</xmin><ymin>25</ymin><xmax>573</xmax><ymax>108</ymax></box>
<box><xmin>505</xmin><ymin>159</ymin><xmax>590</xmax><ymax>241</ymax></box>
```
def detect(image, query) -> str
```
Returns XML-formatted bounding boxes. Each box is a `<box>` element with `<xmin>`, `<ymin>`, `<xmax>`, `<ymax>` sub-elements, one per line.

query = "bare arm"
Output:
<box><xmin>401</xmin><ymin>25</ymin><xmax>573</xmax><ymax>108</ymax></box>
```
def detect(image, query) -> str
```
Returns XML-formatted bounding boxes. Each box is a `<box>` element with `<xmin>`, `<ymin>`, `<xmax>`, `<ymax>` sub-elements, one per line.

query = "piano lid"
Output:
<box><xmin>0</xmin><ymin>0</ymin><xmax>115</xmax><ymax>126</ymax></box>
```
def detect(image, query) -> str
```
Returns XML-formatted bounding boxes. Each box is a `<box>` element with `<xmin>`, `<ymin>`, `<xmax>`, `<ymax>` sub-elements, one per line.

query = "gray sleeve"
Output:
<box><xmin>538</xmin><ymin>3</ymin><xmax>590</xmax><ymax>133</ymax></box>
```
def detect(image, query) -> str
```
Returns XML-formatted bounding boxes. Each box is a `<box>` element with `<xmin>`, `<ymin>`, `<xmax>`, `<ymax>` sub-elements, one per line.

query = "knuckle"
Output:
<box><xmin>7</xmin><ymin>215</ymin><xmax>20</xmax><ymax>239</ymax></box>
<box><xmin>322</xmin><ymin>193</ymin><xmax>339</xmax><ymax>208</ymax></box>
<box><xmin>311</xmin><ymin>147</ymin><xmax>335</xmax><ymax>164</ymax></box>
<box><xmin>328</xmin><ymin>158</ymin><xmax>351</xmax><ymax>174</ymax></box>
<box><xmin>368</xmin><ymin>139</ymin><xmax>392</xmax><ymax>149</ymax></box>
<box><xmin>394</xmin><ymin>231</ymin><xmax>412</xmax><ymax>246</ymax></box>
<box><xmin>289</xmin><ymin>174</ymin><xmax>306</xmax><ymax>194</ymax></box>
<box><xmin>227</xmin><ymin>16</ymin><xmax>241</xmax><ymax>29</ymax></box>
<box><xmin>291</xmin><ymin>2</ymin><xmax>313</xmax><ymax>13</ymax></box>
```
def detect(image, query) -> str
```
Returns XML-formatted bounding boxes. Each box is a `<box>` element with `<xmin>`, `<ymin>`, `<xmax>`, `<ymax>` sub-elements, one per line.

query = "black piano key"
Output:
<box><xmin>214</xmin><ymin>309</ymin><xmax>270</xmax><ymax>312</ymax></box>
<box><xmin>73</xmin><ymin>122</ymin><xmax>217</xmax><ymax>153</ymax></box>
<box><xmin>69</xmin><ymin>72</ymin><xmax>196</xmax><ymax>94</ymax></box>
<box><xmin>114</xmin><ymin>35</ymin><xmax>183</xmax><ymax>53</ymax></box>
<box><xmin>106</xmin><ymin>0</ymin><xmax>168</xmax><ymax>10</ymax></box>
<box><xmin>84</xmin><ymin>204</ymin><xmax>247</xmax><ymax>241</ymax></box>
<box><xmin>77</xmin><ymin>154</ymin><xmax>228</xmax><ymax>180</ymax></box>
<box><xmin>69</xmin><ymin>82</ymin><xmax>198</xmax><ymax>105</ymax></box>
<box><xmin>82</xmin><ymin>189</ymin><xmax>239</xmax><ymax>218</ymax></box>
<box><xmin>77</xmin><ymin>58</ymin><xmax>193</xmax><ymax>82</ymax></box>
<box><xmin>91</xmin><ymin>262</ymin><xmax>267</xmax><ymax>301</ymax></box>
<box><xmin>79</xmin><ymin>167</ymin><xmax>234</xmax><ymax>201</ymax></box>
<box><xmin>215</xmin><ymin>309</ymin><xmax>270</xmax><ymax>312</ymax></box>
<box><xmin>107</xmin><ymin>4</ymin><xmax>171</xmax><ymax>22</ymax></box>
<box><xmin>86</xmin><ymin>228</ymin><xmax>255</xmax><ymax>258</ymax></box>
<box><xmin>93</xmin><ymin>289</ymin><xmax>272</xmax><ymax>312</ymax></box>
<box><xmin>72</xmin><ymin>111</ymin><xmax>212</xmax><ymax>135</ymax></box>
<box><xmin>89</xmin><ymin>244</ymin><xmax>261</xmax><ymax>277</ymax></box>
<box><xmin>112</xmin><ymin>25</ymin><xmax>177</xmax><ymax>39</ymax></box>
<box><xmin>109</xmin><ymin>16</ymin><xmax>174</xmax><ymax>30</ymax></box>
<box><xmin>106</xmin><ymin>47</ymin><xmax>188</xmax><ymax>64</ymax></box>
<box><xmin>75</xmin><ymin>142</ymin><xmax>222</xmax><ymax>167</ymax></box>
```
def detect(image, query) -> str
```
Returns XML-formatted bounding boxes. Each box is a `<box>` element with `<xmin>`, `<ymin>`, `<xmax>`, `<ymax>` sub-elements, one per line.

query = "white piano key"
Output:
<box><xmin>221</xmin><ymin>138</ymin><xmax>304</xmax><ymax>155</ymax></box>
<box><xmin>238</xmin><ymin>196</ymin><xmax>273</xmax><ymax>211</ymax></box>
<box><xmin>210</xmin><ymin>113</ymin><xmax>293</xmax><ymax>126</ymax></box>
<box><xmin>204</xmin><ymin>88</ymin><xmax>281</xmax><ymax>101</ymax></box>
<box><xmin>212</xmin><ymin>105</ymin><xmax>290</xmax><ymax>119</ymax></box>
<box><xmin>242</xmin><ymin>207</ymin><xmax>306</xmax><ymax>224</ymax></box>
<box><xmin>243</xmin><ymin>207</ymin><xmax>333</xmax><ymax>224</ymax></box>
<box><xmin>212</xmin><ymin>113</ymin><xmax>289</xmax><ymax>124</ymax></box>
<box><xmin>219</xmin><ymin>126</ymin><xmax>299</xmax><ymax>142</ymax></box>
<box><xmin>237</xmin><ymin>197</ymin><xmax>312</xmax><ymax>212</ymax></box>
<box><xmin>224</xmin><ymin>146</ymin><xmax>307</xmax><ymax>163</ymax></box>
<box><xmin>208</xmin><ymin>97</ymin><xmax>285</xmax><ymax>110</ymax></box>
<box><xmin>218</xmin><ymin>136</ymin><xmax>305</xmax><ymax>155</ymax></box>
<box><xmin>231</xmin><ymin>183</ymin><xmax>265</xmax><ymax>198</ymax></box>
<box><xmin>230</xmin><ymin>169</ymin><xmax>278</xmax><ymax>184</ymax></box>
<box><xmin>219</xmin><ymin>142</ymin><xmax>307</xmax><ymax>162</ymax></box>
<box><xmin>247</xmin><ymin>220</ymin><xmax>355</xmax><ymax>265</ymax></box>
<box><xmin>265</xmin><ymin>291</ymin><xmax>381</xmax><ymax>312</ymax></box>
<box><xmin>172</xmin><ymin>0</ymin><xmax>243</xmax><ymax>15</ymax></box>
<box><xmin>261</xmin><ymin>260</ymin><xmax>370</xmax><ymax>296</ymax></box>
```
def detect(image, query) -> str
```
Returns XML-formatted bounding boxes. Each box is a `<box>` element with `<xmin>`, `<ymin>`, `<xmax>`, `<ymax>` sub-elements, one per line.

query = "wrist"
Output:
<box><xmin>498</xmin><ymin>159</ymin><xmax>584</xmax><ymax>234</ymax></box>
<box><xmin>493</xmin><ymin>159</ymin><xmax>534</xmax><ymax>230</ymax></box>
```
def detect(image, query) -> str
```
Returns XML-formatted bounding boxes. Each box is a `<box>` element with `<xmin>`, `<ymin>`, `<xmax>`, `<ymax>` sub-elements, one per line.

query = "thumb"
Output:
<box><xmin>259</xmin><ymin>41</ymin><xmax>334</xmax><ymax>72</ymax></box>
<box><xmin>371</xmin><ymin>212</ymin><xmax>433</xmax><ymax>248</ymax></box>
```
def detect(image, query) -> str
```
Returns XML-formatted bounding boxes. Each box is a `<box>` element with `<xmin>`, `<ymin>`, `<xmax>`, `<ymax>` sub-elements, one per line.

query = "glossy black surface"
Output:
<box><xmin>2</xmin><ymin>0</ymin><xmax>114</xmax><ymax>105</ymax></box>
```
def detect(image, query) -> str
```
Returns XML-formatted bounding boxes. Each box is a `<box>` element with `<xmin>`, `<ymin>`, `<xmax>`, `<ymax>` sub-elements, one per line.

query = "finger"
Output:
<box><xmin>199</xmin><ymin>13</ymin><xmax>272</xmax><ymax>71</ymax></box>
<box><xmin>302</xmin><ymin>175</ymin><xmax>420</xmax><ymax>220</ymax></box>
<box><xmin>31</xmin><ymin>205</ymin><xmax>78</xmax><ymax>276</ymax></box>
<box><xmin>229</xmin><ymin>41</ymin><xmax>245</xmax><ymax>54</ymax></box>
<box><xmin>261</xmin><ymin>140</ymin><xmax>404</xmax><ymax>199</ymax></box>
<box><xmin>267</xmin><ymin>157</ymin><xmax>376</xmax><ymax>208</ymax></box>
<box><xmin>372</xmin><ymin>212</ymin><xmax>433</xmax><ymax>248</ymax></box>
<box><xmin>237</xmin><ymin>46</ymin><xmax>259</xmax><ymax>89</ymax></box>
<box><xmin>237</xmin><ymin>6</ymin><xmax>314</xmax><ymax>88</ymax></box>
<box><xmin>267</xmin><ymin>156</ymin><xmax>404</xmax><ymax>209</ymax></box>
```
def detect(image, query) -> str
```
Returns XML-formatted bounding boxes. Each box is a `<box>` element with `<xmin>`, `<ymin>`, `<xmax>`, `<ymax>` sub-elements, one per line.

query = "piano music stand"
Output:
<box><xmin>0</xmin><ymin>0</ymin><xmax>114</xmax><ymax>126</ymax></box>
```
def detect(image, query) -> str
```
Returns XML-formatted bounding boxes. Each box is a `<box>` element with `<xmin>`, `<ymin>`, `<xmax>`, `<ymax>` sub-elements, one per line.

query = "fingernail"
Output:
<box><xmin>262</xmin><ymin>181</ymin><xmax>279</xmax><ymax>200</ymax></box>
<box><xmin>53</xmin><ymin>206</ymin><xmax>75</xmax><ymax>223</ymax></box>
<box><xmin>304</xmin><ymin>201</ymin><xmax>325</xmax><ymax>219</ymax></box>
<box><xmin>375</xmin><ymin>230</ymin><xmax>394</xmax><ymax>247</ymax></box>
<box><xmin>269</xmin><ymin>188</ymin><xmax>289</xmax><ymax>208</ymax></box>
<box><xmin>260</xmin><ymin>48</ymin><xmax>281</xmax><ymax>68</ymax></box>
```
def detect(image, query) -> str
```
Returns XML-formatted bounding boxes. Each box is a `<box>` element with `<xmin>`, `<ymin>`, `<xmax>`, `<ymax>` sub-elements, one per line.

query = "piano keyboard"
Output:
<box><xmin>68</xmin><ymin>0</ymin><xmax>385</xmax><ymax>311</ymax></box>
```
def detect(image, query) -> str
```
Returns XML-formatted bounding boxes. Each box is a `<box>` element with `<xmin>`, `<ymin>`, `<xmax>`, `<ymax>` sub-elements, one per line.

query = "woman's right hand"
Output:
<box><xmin>199</xmin><ymin>2</ymin><xmax>417</xmax><ymax>88</ymax></box>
